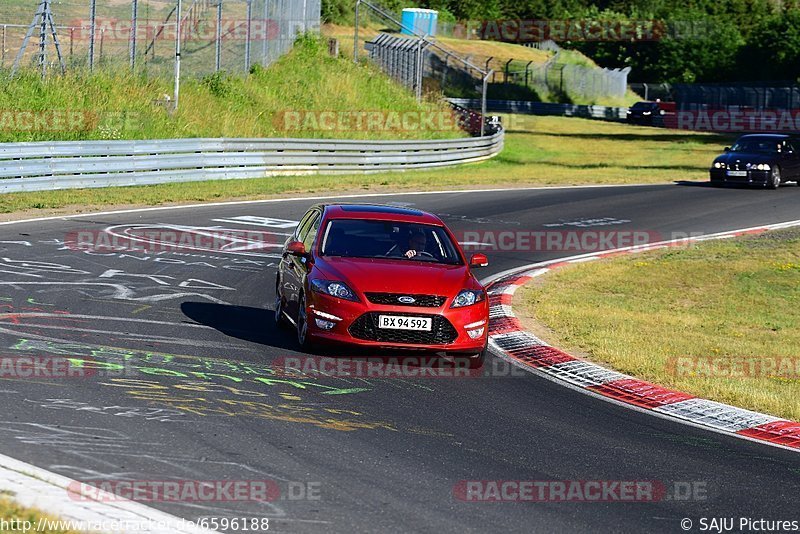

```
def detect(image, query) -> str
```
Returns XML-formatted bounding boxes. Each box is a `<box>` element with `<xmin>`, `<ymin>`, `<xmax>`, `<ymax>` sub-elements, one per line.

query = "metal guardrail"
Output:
<box><xmin>448</xmin><ymin>98</ymin><xmax>628</xmax><ymax>122</ymax></box>
<box><xmin>0</xmin><ymin>132</ymin><xmax>504</xmax><ymax>193</ymax></box>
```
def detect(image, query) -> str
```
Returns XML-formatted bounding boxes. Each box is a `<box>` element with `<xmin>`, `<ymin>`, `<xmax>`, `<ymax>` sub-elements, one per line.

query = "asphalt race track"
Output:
<box><xmin>1</xmin><ymin>183</ymin><xmax>799</xmax><ymax>533</ymax></box>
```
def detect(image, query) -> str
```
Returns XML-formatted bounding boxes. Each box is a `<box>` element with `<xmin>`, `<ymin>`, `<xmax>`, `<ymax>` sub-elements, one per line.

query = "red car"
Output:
<box><xmin>274</xmin><ymin>204</ymin><xmax>490</xmax><ymax>368</ymax></box>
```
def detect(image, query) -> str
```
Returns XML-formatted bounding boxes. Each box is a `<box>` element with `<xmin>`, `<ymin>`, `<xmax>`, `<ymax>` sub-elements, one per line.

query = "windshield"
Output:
<box><xmin>730</xmin><ymin>138</ymin><xmax>783</xmax><ymax>153</ymax></box>
<box><xmin>321</xmin><ymin>219</ymin><xmax>463</xmax><ymax>265</ymax></box>
<box><xmin>631</xmin><ymin>102</ymin><xmax>656</xmax><ymax>110</ymax></box>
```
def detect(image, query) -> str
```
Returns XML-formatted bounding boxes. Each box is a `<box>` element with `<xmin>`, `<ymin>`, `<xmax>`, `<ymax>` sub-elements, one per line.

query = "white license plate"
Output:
<box><xmin>727</xmin><ymin>170</ymin><xmax>747</xmax><ymax>177</ymax></box>
<box><xmin>378</xmin><ymin>315</ymin><xmax>432</xmax><ymax>331</ymax></box>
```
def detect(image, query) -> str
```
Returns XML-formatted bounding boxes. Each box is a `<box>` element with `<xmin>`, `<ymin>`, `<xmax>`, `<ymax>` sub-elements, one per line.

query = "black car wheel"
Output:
<box><xmin>274</xmin><ymin>276</ymin><xmax>290</xmax><ymax>330</ymax></box>
<box><xmin>296</xmin><ymin>292</ymin><xmax>314</xmax><ymax>350</ymax></box>
<box><xmin>768</xmin><ymin>166</ymin><xmax>781</xmax><ymax>189</ymax></box>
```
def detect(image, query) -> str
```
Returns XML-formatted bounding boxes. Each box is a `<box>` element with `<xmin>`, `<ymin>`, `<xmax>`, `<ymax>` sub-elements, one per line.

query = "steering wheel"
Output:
<box><xmin>414</xmin><ymin>251</ymin><xmax>435</xmax><ymax>258</ymax></box>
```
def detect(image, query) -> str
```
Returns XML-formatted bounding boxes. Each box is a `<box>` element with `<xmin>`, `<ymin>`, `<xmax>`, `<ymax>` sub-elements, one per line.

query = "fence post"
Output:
<box><xmin>1</xmin><ymin>25</ymin><xmax>5</xmax><ymax>67</ymax></box>
<box><xmin>262</xmin><ymin>0</ymin><xmax>270</xmax><ymax>65</ymax></box>
<box><xmin>245</xmin><ymin>0</ymin><xmax>252</xmax><ymax>72</ymax></box>
<box><xmin>524</xmin><ymin>60</ymin><xmax>532</xmax><ymax>87</ymax></box>
<box><xmin>174</xmin><ymin>0</ymin><xmax>182</xmax><ymax>110</ymax></box>
<box><xmin>504</xmin><ymin>58</ymin><xmax>512</xmax><ymax>84</ymax></box>
<box><xmin>353</xmin><ymin>0</ymin><xmax>360</xmax><ymax>62</ymax></box>
<box><xmin>89</xmin><ymin>0</ymin><xmax>96</xmax><ymax>71</ymax></box>
<box><xmin>130</xmin><ymin>0</ymin><xmax>138</xmax><ymax>69</ymax></box>
<box><xmin>215</xmin><ymin>0</ymin><xmax>222</xmax><ymax>71</ymax></box>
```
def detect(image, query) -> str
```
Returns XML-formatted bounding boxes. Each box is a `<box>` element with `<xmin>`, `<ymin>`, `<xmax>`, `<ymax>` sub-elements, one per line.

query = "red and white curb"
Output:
<box><xmin>484</xmin><ymin>220</ymin><xmax>800</xmax><ymax>452</ymax></box>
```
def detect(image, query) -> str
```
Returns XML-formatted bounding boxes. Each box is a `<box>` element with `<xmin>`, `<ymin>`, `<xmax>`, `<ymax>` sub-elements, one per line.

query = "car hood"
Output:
<box><xmin>314</xmin><ymin>257</ymin><xmax>472</xmax><ymax>296</ymax></box>
<box><xmin>716</xmin><ymin>152</ymin><xmax>777</xmax><ymax>165</ymax></box>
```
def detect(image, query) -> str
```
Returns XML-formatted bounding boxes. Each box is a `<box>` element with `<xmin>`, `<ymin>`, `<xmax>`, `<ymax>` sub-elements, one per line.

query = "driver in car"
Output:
<box><xmin>386</xmin><ymin>229</ymin><xmax>428</xmax><ymax>258</ymax></box>
<box><xmin>404</xmin><ymin>229</ymin><xmax>427</xmax><ymax>258</ymax></box>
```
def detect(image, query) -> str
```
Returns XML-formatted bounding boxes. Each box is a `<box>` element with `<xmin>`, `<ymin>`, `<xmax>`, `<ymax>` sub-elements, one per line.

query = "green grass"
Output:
<box><xmin>0</xmin><ymin>114</ymin><xmax>732</xmax><ymax>216</ymax></box>
<box><xmin>0</xmin><ymin>496</ymin><xmax>80</xmax><ymax>533</ymax></box>
<box><xmin>0</xmin><ymin>35</ymin><xmax>462</xmax><ymax>143</ymax></box>
<box><xmin>518</xmin><ymin>228</ymin><xmax>800</xmax><ymax>421</ymax></box>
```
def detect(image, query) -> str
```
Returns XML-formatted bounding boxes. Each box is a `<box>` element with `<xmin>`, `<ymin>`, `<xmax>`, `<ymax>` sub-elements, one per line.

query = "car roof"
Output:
<box><xmin>737</xmin><ymin>133</ymin><xmax>793</xmax><ymax>140</ymax></box>
<box><xmin>319</xmin><ymin>203</ymin><xmax>444</xmax><ymax>225</ymax></box>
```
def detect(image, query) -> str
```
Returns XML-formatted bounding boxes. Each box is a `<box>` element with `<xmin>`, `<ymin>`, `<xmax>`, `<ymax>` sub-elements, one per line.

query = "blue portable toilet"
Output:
<box><xmin>400</xmin><ymin>8</ymin><xmax>438</xmax><ymax>37</ymax></box>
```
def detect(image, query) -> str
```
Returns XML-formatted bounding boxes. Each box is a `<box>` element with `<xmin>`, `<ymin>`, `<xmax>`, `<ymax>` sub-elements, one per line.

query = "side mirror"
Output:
<box><xmin>286</xmin><ymin>241</ymin><xmax>307</xmax><ymax>257</ymax></box>
<box><xmin>470</xmin><ymin>253</ymin><xmax>489</xmax><ymax>268</ymax></box>
<box><xmin>723</xmin><ymin>146</ymin><xmax>730</xmax><ymax>152</ymax></box>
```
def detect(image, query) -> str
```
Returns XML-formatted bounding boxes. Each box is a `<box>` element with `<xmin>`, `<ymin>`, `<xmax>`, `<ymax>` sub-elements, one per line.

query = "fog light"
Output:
<box><xmin>315</xmin><ymin>318</ymin><xmax>336</xmax><ymax>330</ymax></box>
<box><xmin>467</xmin><ymin>327</ymin><xmax>485</xmax><ymax>339</ymax></box>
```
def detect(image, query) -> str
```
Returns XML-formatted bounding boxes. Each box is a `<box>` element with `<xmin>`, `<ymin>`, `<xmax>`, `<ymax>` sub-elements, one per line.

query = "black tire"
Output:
<box><xmin>768</xmin><ymin>166</ymin><xmax>781</xmax><ymax>189</ymax></box>
<box><xmin>296</xmin><ymin>292</ymin><xmax>314</xmax><ymax>351</ymax></box>
<box><xmin>274</xmin><ymin>276</ymin><xmax>291</xmax><ymax>330</ymax></box>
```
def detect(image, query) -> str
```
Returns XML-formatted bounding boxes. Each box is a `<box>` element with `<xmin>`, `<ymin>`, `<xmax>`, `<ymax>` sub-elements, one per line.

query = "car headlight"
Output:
<box><xmin>714</xmin><ymin>162</ymin><xmax>722</xmax><ymax>169</ymax></box>
<box><xmin>758</xmin><ymin>163</ymin><xmax>770</xmax><ymax>171</ymax></box>
<box><xmin>642</xmin><ymin>111</ymin><xmax>652</xmax><ymax>115</ymax></box>
<box><xmin>310</xmin><ymin>279</ymin><xmax>358</xmax><ymax>301</ymax></box>
<box><xmin>451</xmin><ymin>289</ymin><xmax>486</xmax><ymax>308</ymax></box>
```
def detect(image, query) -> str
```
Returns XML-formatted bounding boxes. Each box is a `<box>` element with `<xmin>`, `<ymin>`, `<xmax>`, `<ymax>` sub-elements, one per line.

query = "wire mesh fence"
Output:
<box><xmin>0</xmin><ymin>0</ymin><xmax>320</xmax><ymax>78</ymax></box>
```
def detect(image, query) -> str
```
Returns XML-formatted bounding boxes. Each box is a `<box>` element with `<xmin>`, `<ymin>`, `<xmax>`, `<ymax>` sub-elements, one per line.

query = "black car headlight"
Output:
<box><xmin>451</xmin><ymin>289</ymin><xmax>486</xmax><ymax>308</ymax></box>
<box><xmin>746</xmin><ymin>163</ymin><xmax>770</xmax><ymax>171</ymax></box>
<box><xmin>311</xmin><ymin>279</ymin><xmax>358</xmax><ymax>301</ymax></box>
<box><xmin>713</xmin><ymin>161</ymin><xmax>726</xmax><ymax>169</ymax></box>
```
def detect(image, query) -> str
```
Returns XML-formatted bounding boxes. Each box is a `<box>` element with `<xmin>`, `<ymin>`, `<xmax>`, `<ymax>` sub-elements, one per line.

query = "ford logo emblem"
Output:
<box><xmin>398</xmin><ymin>296</ymin><xmax>415</xmax><ymax>304</ymax></box>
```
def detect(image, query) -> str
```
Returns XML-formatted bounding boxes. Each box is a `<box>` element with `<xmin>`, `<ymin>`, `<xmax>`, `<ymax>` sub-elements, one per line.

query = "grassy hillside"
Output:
<box><xmin>323</xmin><ymin>24</ymin><xmax>639</xmax><ymax>106</ymax></box>
<box><xmin>0</xmin><ymin>35</ymin><xmax>463</xmax><ymax>142</ymax></box>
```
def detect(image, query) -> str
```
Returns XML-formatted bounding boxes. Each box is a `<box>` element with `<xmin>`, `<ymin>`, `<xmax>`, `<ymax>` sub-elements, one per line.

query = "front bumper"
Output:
<box><xmin>709</xmin><ymin>168</ymin><xmax>771</xmax><ymax>185</ymax></box>
<box><xmin>306</xmin><ymin>292</ymin><xmax>489</xmax><ymax>353</ymax></box>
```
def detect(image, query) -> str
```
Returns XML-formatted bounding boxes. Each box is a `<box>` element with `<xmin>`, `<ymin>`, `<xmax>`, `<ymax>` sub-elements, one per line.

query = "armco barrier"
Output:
<box><xmin>0</xmin><ymin>132</ymin><xmax>504</xmax><ymax>193</ymax></box>
<box><xmin>448</xmin><ymin>98</ymin><xmax>628</xmax><ymax>121</ymax></box>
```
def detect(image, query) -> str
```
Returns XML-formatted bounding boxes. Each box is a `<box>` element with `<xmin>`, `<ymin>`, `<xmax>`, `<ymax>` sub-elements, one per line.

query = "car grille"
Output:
<box><xmin>349</xmin><ymin>313</ymin><xmax>458</xmax><ymax>345</ymax></box>
<box><xmin>365</xmin><ymin>292</ymin><xmax>446</xmax><ymax>307</ymax></box>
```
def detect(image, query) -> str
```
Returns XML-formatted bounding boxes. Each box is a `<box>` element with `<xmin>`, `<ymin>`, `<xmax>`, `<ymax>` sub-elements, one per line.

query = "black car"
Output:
<box><xmin>626</xmin><ymin>101</ymin><xmax>667</xmax><ymax>125</ymax></box>
<box><xmin>709</xmin><ymin>134</ymin><xmax>800</xmax><ymax>189</ymax></box>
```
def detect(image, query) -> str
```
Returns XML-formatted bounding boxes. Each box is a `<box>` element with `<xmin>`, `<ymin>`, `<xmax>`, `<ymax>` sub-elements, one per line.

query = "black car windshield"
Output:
<box><xmin>730</xmin><ymin>137</ymin><xmax>783</xmax><ymax>153</ymax></box>
<box><xmin>631</xmin><ymin>102</ymin><xmax>657</xmax><ymax>110</ymax></box>
<box><xmin>321</xmin><ymin>219</ymin><xmax>463</xmax><ymax>265</ymax></box>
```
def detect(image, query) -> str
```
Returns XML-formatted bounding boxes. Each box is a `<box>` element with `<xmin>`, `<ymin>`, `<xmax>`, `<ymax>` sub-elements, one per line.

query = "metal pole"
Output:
<box><xmin>262</xmin><ymin>0</ymin><xmax>269</xmax><ymax>65</ymax></box>
<box><xmin>40</xmin><ymin>0</ymin><xmax>48</xmax><ymax>77</ymax></box>
<box><xmin>353</xmin><ymin>0</ymin><xmax>360</xmax><ymax>63</ymax></box>
<box><xmin>415</xmin><ymin>38</ymin><xmax>423</xmax><ymax>102</ymax></box>
<box><xmin>174</xmin><ymin>0</ymin><xmax>182</xmax><ymax>110</ymax></box>
<box><xmin>481</xmin><ymin>71</ymin><xmax>490</xmax><ymax>136</ymax></box>
<box><xmin>245</xmin><ymin>0</ymin><xmax>252</xmax><ymax>72</ymax></box>
<box><xmin>99</xmin><ymin>28</ymin><xmax>105</xmax><ymax>65</ymax></box>
<box><xmin>524</xmin><ymin>60</ymin><xmax>533</xmax><ymax>87</ymax></box>
<box><xmin>1</xmin><ymin>25</ymin><xmax>6</xmax><ymax>67</ymax></box>
<box><xmin>70</xmin><ymin>27</ymin><xmax>74</xmax><ymax>60</ymax></box>
<box><xmin>215</xmin><ymin>0</ymin><xmax>222</xmax><ymax>71</ymax></box>
<box><xmin>130</xmin><ymin>0</ymin><xmax>138</xmax><ymax>69</ymax></box>
<box><xmin>504</xmin><ymin>58</ymin><xmax>512</xmax><ymax>84</ymax></box>
<box><xmin>89</xmin><ymin>0</ymin><xmax>96</xmax><ymax>71</ymax></box>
